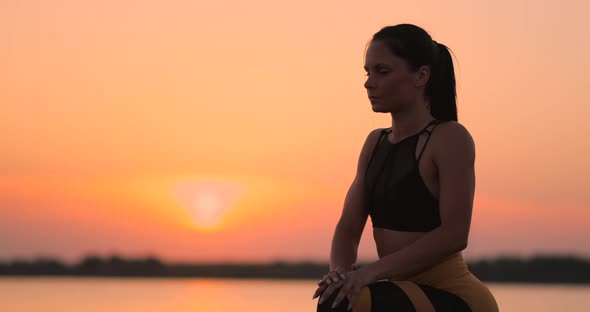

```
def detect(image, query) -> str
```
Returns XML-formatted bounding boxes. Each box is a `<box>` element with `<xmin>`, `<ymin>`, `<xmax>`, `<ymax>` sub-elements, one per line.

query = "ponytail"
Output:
<box><xmin>427</xmin><ymin>42</ymin><xmax>457</xmax><ymax>122</ymax></box>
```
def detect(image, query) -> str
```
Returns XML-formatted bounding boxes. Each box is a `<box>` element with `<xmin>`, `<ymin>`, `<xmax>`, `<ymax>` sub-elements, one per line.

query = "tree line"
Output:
<box><xmin>1</xmin><ymin>254</ymin><xmax>589</xmax><ymax>284</ymax></box>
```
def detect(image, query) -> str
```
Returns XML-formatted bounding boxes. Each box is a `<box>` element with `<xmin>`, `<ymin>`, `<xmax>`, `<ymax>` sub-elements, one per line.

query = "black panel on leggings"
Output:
<box><xmin>418</xmin><ymin>284</ymin><xmax>472</xmax><ymax>312</ymax></box>
<box><xmin>369</xmin><ymin>281</ymin><xmax>415</xmax><ymax>312</ymax></box>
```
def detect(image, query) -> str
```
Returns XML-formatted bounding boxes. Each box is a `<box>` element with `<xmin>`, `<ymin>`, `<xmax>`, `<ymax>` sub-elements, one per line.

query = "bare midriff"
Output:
<box><xmin>373</xmin><ymin>227</ymin><xmax>428</xmax><ymax>258</ymax></box>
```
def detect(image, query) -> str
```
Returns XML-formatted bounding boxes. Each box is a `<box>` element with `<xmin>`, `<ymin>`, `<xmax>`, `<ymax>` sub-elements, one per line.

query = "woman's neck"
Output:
<box><xmin>389</xmin><ymin>106</ymin><xmax>434</xmax><ymax>141</ymax></box>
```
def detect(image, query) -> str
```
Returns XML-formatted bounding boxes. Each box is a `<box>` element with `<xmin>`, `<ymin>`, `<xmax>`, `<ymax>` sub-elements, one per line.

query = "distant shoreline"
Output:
<box><xmin>2</xmin><ymin>275</ymin><xmax>589</xmax><ymax>287</ymax></box>
<box><xmin>2</xmin><ymin>254</ymin><xmax>590</xmax><ymax>284</ymax></box>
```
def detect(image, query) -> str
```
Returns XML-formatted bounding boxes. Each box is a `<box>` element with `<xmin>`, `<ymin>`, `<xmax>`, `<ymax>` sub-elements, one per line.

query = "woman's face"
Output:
<box><xmin>364</xmin><ymin>40</ymin><xmax>422</xmax><ymax>113</ymax></box>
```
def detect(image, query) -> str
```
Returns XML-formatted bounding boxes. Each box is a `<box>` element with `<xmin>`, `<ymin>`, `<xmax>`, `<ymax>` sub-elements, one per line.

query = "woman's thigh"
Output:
<box><xmin>316</xmin><ymin>280</ymin><xmax>471</xmax><ymax>312</ymax></box>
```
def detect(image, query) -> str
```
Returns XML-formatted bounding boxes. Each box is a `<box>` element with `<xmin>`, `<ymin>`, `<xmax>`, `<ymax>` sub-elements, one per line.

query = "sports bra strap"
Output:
<box><xmin>369</xmin><ymin>119</ymin><xmax>443</xmax><ymax>165</ymax></box>
<box><xmin>417</xmin><ymin>120</ymin><xmax>443</xmax><ymax>162</ymax></box>
<box><xmin>420</xmin><ymin>119</ymin><xmax>440</xmax><ymax>134</ymax></box>
<box><xmin>385</xmin><ymin>119</ymin><xmax>439</xmax><ymax>136</ymax></box>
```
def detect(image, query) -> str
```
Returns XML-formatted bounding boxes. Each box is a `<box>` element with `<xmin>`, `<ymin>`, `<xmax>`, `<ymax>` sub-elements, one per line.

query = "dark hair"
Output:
<box><xmin>371</xmin><ymin>24</ymin><xmax>457</xmax><ymax>121</ymax></box>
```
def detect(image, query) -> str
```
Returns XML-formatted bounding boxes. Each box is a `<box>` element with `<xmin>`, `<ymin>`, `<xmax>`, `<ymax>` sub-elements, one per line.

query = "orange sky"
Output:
<box><xmin>1</xmin><ymin>0</ymin><xmax>589</xmax><ymax>263</ymax></box>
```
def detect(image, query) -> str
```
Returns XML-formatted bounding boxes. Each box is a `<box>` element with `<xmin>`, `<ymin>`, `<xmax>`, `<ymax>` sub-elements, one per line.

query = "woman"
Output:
<box><xmin>312</xmin><ymin>24</ymin><xmax>499</xmax><ymax>311</ymax></box>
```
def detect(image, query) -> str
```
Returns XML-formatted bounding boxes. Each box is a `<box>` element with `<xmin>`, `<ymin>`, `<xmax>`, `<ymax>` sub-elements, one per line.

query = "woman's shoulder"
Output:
<box><xmin>434</xmin><ymin>120</ymin><xmax>474</xmax><ymax>143</ymax></box>
<box><xmin>431</xmin><ymin>120</ymin><xmax>476</xmax><ymax>160</ymax></box>
<box><xmin>358</xmin><ymin>127</ymin><xmax>389</xmax><ymax>160</ymax></box>
<box><xmin>364</xmin><ymin>127</ymin><xmax>388</xmax><ymax>145</ymax></box>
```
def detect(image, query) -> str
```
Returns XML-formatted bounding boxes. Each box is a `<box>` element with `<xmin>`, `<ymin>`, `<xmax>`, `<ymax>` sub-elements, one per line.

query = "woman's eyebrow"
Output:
<box><xmin>363</xmin><ymin>63</ymin><xmax>390</xmax><ymax>70</ymax></box>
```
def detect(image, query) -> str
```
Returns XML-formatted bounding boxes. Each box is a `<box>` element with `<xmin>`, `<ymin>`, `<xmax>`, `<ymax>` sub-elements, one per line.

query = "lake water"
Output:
<box><xmin>1</xmin><ymin>277</ymin><xmax>589</xmax><ymax>311</ymax></box>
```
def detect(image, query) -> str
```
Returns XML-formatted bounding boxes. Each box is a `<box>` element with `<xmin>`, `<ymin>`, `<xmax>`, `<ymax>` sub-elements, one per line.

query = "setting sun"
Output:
<box><xmin>174</xmin><ymin>180</ymin><xmax>244</xmax><ymax>230</ymax></box>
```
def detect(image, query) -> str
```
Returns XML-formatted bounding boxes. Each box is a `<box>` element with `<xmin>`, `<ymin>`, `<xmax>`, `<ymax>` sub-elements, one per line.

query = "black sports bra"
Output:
<box><xmin>364</xmin><ymin>119</ymin><xmax>444</xmax><ymax>232</ymax></box>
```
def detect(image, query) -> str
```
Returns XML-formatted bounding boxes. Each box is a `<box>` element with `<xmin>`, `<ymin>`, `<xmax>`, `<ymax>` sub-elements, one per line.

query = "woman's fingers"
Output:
<box><xmin>315</xmin><ymin>271</ymin><xmax>350</xmax><ymax>305</ymax></box>
<box><xmin>317</xmin><ymin>274</ymin><xmax>329</xmax><ymax>286</ymax></box>
<box><xmin>317</xmin><ymin>280</ymin><xmax>344</xmax><ymax>305</ymax></box>
<box><xmin>318</xmin><ymin>270</ymin><xmax>347</xmax><ymax>286</ymax></box>
<box><xmin>328</xmin><ymin>271</ymin><xmax>341</xmax><ymax>283</ymax></box>
<box><xmin>347</xmin><ymin>290</ymin><xmax>359</xmax><ymax>311</ymax></box>
<box><xmin>331</xmin><ymin>282</ymin><xmax>351</xmax><ymax>309</ymax></box>
<box><xmin>333</xmin><ymin>282</ymin><xmax>362</xmax><ymax>310</ymax></box>
<box><xmin>318</xmin><ymin>274</ymin><xmax>333</xmax><ymax>286</ymax></box>
<box><xmin>312</xmin><ymin>283</ymin><xmax>328</xmax><ymax>299</ymax></box>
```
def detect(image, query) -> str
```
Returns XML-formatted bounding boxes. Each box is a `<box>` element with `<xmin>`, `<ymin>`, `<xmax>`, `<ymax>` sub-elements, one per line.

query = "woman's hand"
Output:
<box><xmin>329</xmin><ymin>267</ymin><xmax>376</xmax><ymax>310</ymax></box>
<box><xmin>312</xmin><ymin>264</ymin><xmax>361</xmax><ymax>301</ymax></box>
<box><xmin>313</xmin><ymin>269</ymin><xmax>347</xmax><ymax>301</ymax></box>
<box><xmin>313</xmin><ymin>265</ymin><xmax>373</xmax><ymax>309</ymax></box>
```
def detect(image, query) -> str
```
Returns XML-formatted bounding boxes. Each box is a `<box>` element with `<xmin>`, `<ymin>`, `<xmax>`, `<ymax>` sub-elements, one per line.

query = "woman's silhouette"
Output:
<box><xmin>313</xmin><ymin>24</ymin><xmax>499</xmax><ymax>311</ymax></box>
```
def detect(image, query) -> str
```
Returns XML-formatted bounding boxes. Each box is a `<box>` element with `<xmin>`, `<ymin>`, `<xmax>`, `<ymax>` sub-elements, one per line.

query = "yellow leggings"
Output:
<box><xmin>318</xmin><ymin>252</ymin><xmax>499</xmax><ymax>311</ymax></box>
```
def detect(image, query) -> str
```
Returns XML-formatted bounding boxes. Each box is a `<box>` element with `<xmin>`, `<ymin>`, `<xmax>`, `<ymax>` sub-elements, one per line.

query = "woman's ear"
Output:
<box><xmin>415</xmin><ymin>65</ymin><xmax>431</xmax><ymax>88</ymax></box>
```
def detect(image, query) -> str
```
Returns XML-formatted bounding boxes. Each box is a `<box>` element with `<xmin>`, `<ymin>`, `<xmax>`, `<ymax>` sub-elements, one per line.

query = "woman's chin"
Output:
<box><xmin>371</xmin><ymin>104</ymin><xmax>389</xmax><ymax>113</ymax></box>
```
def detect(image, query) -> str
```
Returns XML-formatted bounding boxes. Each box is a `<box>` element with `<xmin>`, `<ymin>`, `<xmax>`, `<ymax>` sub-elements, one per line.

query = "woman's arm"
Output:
<box><xmin>329</xmin><ymin>128</ymin><xmax>383</xmax><ymax>271</ymax></box>
<box><xmin>364</xmin><ymin>122</ymin><xmax>476</xmax><ymax>281</ymax></box>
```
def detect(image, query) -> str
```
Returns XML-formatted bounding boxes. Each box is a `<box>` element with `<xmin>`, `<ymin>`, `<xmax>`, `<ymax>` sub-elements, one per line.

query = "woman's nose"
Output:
<box><xmin>364</xmin><ymin>76</ymin><xmax>375</xmax><ymax>90</ymax></box>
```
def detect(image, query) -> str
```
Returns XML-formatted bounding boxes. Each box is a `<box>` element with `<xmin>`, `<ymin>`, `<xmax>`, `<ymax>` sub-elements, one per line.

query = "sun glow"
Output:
<box><xmin>174</xmin><ymin>180</ymin><xmax>244</xmax><ymax>230</ymax></box>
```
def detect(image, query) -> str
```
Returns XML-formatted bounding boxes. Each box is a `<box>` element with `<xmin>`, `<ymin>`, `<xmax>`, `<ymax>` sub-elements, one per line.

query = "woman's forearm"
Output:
<box><xmin>329</xmin><ymin>222</ymin><xmax>360</xmax><ymax>271</ymax></box>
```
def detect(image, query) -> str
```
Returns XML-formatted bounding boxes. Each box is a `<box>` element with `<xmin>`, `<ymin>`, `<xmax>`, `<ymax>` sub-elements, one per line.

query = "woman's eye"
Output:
<box><xmin>365</xmin><ymin>70</ymin><xmax>389</xmax><ymax>76</ymax></box>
